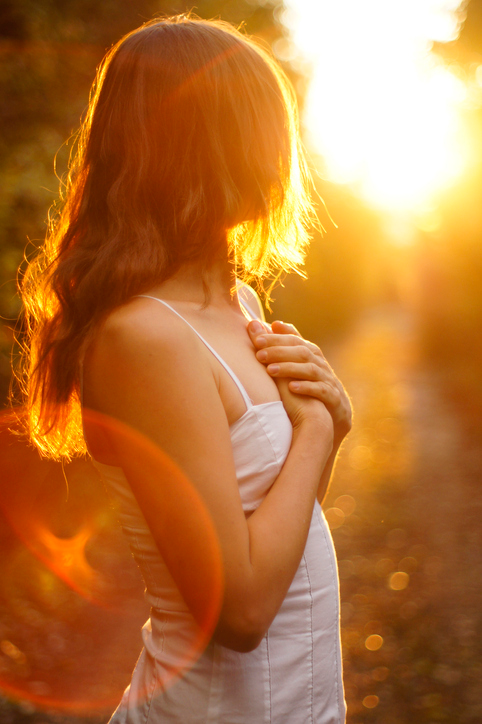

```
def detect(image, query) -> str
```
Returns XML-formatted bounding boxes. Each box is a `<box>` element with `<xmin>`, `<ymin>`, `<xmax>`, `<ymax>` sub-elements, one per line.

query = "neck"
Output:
<box><xmin>150</xmin><ymin>254</ymin><xmax>239</xmax><ymax>308</ymax></box>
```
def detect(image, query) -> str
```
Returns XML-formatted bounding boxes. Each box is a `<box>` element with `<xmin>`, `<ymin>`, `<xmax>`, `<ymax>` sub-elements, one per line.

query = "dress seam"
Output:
<box><xmin>204</xmin><ymin>643</ymin><xmax>215</xmax><ymax>723</ymax></box>
<box><xmin>143</xmin><ymin>633</ymin><xmax>165</xmax><ymax>724</ymax></box>
<box><xmin>255</xmin><ymin>414</ymin><xmax>287</xmax><ymax>471</ymax></box>
<box><xmin>132</xmin><ymin>530</ymin><xmax>159</xmax><ymax>607</ymax></box>
<box><xmin>317</xmin><ymin>507</ymin><xmax>344</xmax><ymax>722</ymax></box>
<box><xmin>144</xmin><ymin>609</ymin><xmax>167</xmax><ymax>724</ymax></box>
<box><xmin>303</xmin><ymin>553</ymin><xmax>314</xmax><ymax>724</ymax></box>
<box><xmin>266</xmin><ymin>633</ymin><xmax>272</xmax><ymax>723</ymax></box>
<box><xmin>142</xmin><ymin>680</ymin><xmax>156</xmax><ymax>724</ymax></box>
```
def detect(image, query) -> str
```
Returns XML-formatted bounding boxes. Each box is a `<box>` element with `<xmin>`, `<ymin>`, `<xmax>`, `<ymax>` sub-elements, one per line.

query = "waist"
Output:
<box><xmin>146</xmin><ymin>503</ymin><xmax>331</xmax><ymax>624</ymax></box>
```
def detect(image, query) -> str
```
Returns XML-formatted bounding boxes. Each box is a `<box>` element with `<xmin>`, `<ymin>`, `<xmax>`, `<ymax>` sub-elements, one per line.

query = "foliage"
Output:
<box><xmin>0</xmin><ymin>0</ymin><xmax>285</xmax><ymax>404</ymax></box>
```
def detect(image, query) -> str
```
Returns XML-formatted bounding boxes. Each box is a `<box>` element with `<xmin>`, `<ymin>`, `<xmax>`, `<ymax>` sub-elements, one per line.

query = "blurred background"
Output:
<box><xmin>1</xmin><ymin>0</ymin><xmax>481</xmax><ymax>722</ymax></box>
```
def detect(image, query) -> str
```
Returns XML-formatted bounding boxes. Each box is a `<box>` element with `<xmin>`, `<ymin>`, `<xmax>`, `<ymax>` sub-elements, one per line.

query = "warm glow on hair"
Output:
<box><xmin>16</xmin><ymin>14</ymin><xmax>315</xmax><ymax>460</ymax></box>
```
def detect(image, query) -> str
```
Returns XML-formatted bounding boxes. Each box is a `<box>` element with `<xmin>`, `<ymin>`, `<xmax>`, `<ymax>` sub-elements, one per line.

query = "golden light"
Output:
<box><xmin>365</xmin><ymin>634</ymin><xmax>384</xmax><ymax>651</ymax></box>
<box><xmin>0</xmin><ymin>641</ymin><xmax>26</xmax><ymax>664</ymax></box>
<box><xmin>348</xmin><ymin>445</ymin><xmax>372</xmax><ymax>470</ymax></box>
<box><xmin>389</xmin><ymin>570</ymin><xmax>410</xmax><ymax>590</ymax></box>
<box><xmin>375</xmin><ymin>558</ymin><xmax>396</xmax><ymax>577</ymax></box>
<box><xmin>281</xmin><ymin>0</ymin><xmax>474</xmax><ymax>214</ymax></box>
<box><xmin>372</xmin><ymin>666</ymin><xmax>390</xmax><ymax>681</ymax></box>
<box><xmin>32</xmin><ymin>524</ymin><xmax>100</xmax><ymax>600</ymax></box>
<box><xmin>324</xmin><ymin>506</ymin><xmax>345</xmax><ymax>529</ymax></box>
<box><xmin>398</xmin><ymin>555</ymin><xmax>418</xmax><ymax>573</ymax></box>
<box><xmin>363</xmin><ymin>694</ymin><xmax>380</xmax><ymax>708</ymax></box>
<box><xmin>334</xmin><ymin>494</ymin><xmax>357</xmax><ymax>516</ymax></box>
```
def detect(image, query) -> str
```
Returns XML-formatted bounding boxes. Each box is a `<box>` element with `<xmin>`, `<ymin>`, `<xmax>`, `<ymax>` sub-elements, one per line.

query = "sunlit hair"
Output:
<box><xmin>16</xmin><ymin>14</ymin><xmax>315</xmax><ymax>460</ymax></box>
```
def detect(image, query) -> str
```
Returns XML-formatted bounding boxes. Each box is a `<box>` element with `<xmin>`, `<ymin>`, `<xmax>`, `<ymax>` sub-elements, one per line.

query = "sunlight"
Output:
<box><xmin>282</xmin><ymin>0</ymin><xmax>471</xmax><ymax>213</ymax></box>
<box><xmin>33</xmin><ymin>525</ymin><xmax>98</xmax><ymax>597</ymax></box>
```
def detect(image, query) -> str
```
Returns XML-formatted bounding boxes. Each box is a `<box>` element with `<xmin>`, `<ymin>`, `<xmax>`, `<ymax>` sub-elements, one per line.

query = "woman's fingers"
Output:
<box><xmin>247</xmin><ymin>318</ymin><xmax>352</xmax><ymax>439</ymax></box>
<box><xmin>248</xmin><ymin>321</ymin><xmax>331</xmax><ymax>383</ymax></box>
<box><xmin>248</xmin><ymin>320</ymin><xmax>322</xmax><ymax>357</ymax></box>
<box><xmin>289</xmin><ymin>379</ymin><xmax>338</xmax><ymax>404</ymax></box>
<box><xmin>265</xmin><ymin>360</ymin><xmax>331</xmax><ymax>381</ymax></box>
<box><xmin>253</xmin><ymin>333</ymin><xmax>322</xmax><ymax>356</ymax></box>
<box><xmin>270</xmin><ymin>320</ymin><xmax>301</xmax><ymax>337</ymax></box>
<box><xmin>289</xmin><ymin>380</ymin><xmax>352</xmax><ymax>432</ymax></box>
<box><xmin>269</xmin><ymin>321</ymin><xmax>327</xmax><ymax>358</ymax></box>
<box><xmin>247</xmin><ymin>320</ymin><xmax>320</xmax><ymax>356</ymax></box>
<box><xmin>247</xmin><ymin>320</ymin><xmax>271</xmax><ymax>336</ymax></box>
<box><xmin>252</xmin><ymin>332</ymin><xmax>301</xmax><ymax>348</ymax></box>
<box><xmin>256</xmin><ymin>343</ymin><xmax>328</xmax><ymax>367</ymax></box>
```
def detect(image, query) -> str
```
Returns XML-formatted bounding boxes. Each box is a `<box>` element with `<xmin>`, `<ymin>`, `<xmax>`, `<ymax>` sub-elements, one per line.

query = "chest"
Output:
<box><xmin>183</xmin><ymin>312</ymin><xmax>281</xmax><ymax>426</ymax></box>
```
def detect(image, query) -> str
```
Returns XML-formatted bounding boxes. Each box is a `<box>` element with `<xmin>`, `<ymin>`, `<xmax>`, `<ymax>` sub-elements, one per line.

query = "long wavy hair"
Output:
<box><xmin>16</xmin><ymin>14</ymin><xmax>315</xmax><ymax>460</ymax></box>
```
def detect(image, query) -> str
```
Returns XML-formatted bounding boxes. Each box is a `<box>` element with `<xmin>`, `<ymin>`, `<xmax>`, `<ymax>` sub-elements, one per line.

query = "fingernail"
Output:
<box><xmin>256</xmin><ymin>336</ymin><xmax>267</xmax><ymax>348</ymax></box>
<box><xmin>249</xmin><ymin>321</ymin><xmax>263</xmax><ymax>334</ymax></box>
<box><xmin>268</xmin><ymin>364</ymin><xmax>280</xmax><ymax>374</ymax></box>
<box><xmin>290</xmin><ymin>381</ymin><xmax>300</xmax><ymax>390</ymax></box>
<box><xmin>257</xmin><ymin>350</ymin><xmax>268</xmax><ymax>361</ymax></box>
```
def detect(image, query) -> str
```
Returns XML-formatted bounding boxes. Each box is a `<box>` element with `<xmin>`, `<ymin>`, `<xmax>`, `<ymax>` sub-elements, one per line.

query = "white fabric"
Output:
<box><xmin>92</xmin><ymin>297</ymin><xmax>346</xmax><ymax>723</ymax></box>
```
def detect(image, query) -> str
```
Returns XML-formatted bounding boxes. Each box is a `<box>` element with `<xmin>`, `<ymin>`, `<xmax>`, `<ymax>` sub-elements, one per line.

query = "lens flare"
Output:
<box><xmin>0</xmin><ymin>410</ymin><xmax>116</xmax><ymax>609</ymax></box>
<box><xmin>81</xmin><ymin>407</ymin><xmax>225</xmax><ymax>683</ymax></box>
<box><xmin>0</xmin><ymin>408</ymin><xmax>224</xmax><ymax>714</ymax></box>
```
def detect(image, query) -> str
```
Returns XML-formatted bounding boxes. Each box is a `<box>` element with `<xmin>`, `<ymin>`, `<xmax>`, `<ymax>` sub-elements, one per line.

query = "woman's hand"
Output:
<box><xmin>248</xmin><ymin>320</ymin><xmax>352</xmax><ymax>444</ymax></box>
<box><xmin>275</xmin><ymin>374</ymin><xmax>334</xmax><ymax>438</ymax></box>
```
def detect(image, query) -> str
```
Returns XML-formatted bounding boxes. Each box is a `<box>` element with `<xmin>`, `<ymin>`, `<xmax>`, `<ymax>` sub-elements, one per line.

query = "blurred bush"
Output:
<box><xmin>0</xmin><ymin>0</ymin><xmax>285</xmax><ymax>405</ymax></box>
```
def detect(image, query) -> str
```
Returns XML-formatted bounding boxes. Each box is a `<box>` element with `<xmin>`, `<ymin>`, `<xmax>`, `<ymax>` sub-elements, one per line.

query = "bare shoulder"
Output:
<box><xmin>96</xmin><ymin>296</ymin><xmax>196</xmax><ymax>359</ymax></box>
<box><xmin>84</xmin><ymin>295</ymin><xmax>218</xmax><ymax>423</ymax></box>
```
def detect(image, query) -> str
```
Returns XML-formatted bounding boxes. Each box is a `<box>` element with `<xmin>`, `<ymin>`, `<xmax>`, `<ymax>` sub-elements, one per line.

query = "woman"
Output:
<box><xmin>19</xmin><ymin>15</ymin><xmax>351</xmax><ymax>723</ymax></box>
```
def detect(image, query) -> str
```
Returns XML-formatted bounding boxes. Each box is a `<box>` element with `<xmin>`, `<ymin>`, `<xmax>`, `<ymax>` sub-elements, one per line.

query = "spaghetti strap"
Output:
<box><xmin>136</xmin><ymin>295</ymin><xmax>253</xmax><ymax>410</ymax></box>
<box><xmin>238</xmin><ymin>296</ymin><xmax>254</xmax><ymax>321</ymax></box>
<box><xmin>236</xmin><ymin>280</ymin><xmax>263</xmax><ymax>323</ymax></box>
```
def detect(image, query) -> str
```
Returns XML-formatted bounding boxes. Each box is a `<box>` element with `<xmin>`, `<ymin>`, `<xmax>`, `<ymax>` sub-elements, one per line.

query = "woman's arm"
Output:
<box><xmin>84</xmin><ymin>300</ymin><xmax>333</xmax><ymax>653</ymax></box>
<box><xmin>247</xmin><ymin>319</ymin><xmax>352</xmax><ymax>504</ymax></box>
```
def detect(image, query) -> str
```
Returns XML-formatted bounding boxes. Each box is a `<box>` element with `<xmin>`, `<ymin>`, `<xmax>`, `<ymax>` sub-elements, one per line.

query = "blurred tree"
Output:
<box><xmin>0</xmin><ymin>0</ymin><xmax>286</xmax><ymax>405</ymax></box>
<box><xmin>414</xmin><ymin>0</ymin><xmax>482</xmax><ymax>439</ymax></box>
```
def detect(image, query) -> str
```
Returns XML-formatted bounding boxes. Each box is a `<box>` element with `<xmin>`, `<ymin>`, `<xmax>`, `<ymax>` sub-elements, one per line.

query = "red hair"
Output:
<box><xmin>16</xmin><ymin>15</ymin><xmax>315</xmax><ymax>459</ymax></box>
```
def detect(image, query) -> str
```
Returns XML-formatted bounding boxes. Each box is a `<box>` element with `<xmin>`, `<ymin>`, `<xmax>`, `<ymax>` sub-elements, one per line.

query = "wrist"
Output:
<box><xmin>333</xmin><ymin>420</ymin><xmax>351</xmax><ymax>448</ymax></box>
<box><xmin>292</xmin><ymin>415</ymin><xmax>334</xmax><ymax>448</ymax></box>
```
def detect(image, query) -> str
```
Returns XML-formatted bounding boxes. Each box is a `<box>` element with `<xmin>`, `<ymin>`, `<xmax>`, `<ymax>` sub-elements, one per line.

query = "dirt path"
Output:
<box><xmin>325</xmin><ymin>305</ymin><xmax>482</xmax><ymax>723</ymax></box>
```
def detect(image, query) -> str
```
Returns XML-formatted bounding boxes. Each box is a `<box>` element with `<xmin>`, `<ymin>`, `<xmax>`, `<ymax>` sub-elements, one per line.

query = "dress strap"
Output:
<box><xmin>236</xmin><ymin>280</ymin><xmax>263</xmax><ymax>323</ymax></box>
<box><xmin>136</xmin><ymin>295</ymin><xmax>253</xmax><ymax>410</ymax></box>
<box><xmin>238</xmin><ymin>295</ymin><xmax>255</xmax><ymax>321</ymax></box>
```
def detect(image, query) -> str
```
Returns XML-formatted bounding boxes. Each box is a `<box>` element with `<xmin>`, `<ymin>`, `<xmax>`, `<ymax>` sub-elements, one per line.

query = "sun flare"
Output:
<box><xmin>280</xmin><ymin>0</ymin><xmax>472</xmax><ymax>213</ymax></box>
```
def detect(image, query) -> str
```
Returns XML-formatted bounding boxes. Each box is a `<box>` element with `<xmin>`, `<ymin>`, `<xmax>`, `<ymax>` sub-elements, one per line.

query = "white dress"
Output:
<box><xmin>92</xmin><ymin>297</ymin><xmax>346</xmax><ymax>723</ymax></box>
